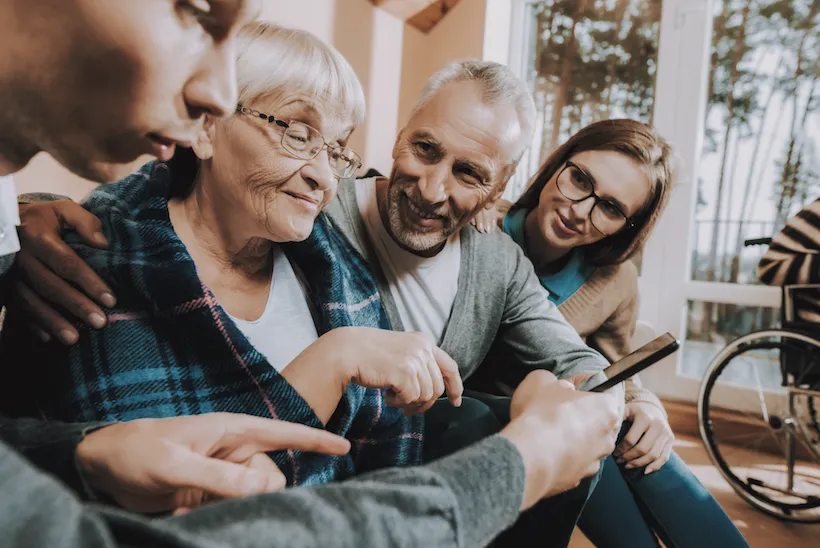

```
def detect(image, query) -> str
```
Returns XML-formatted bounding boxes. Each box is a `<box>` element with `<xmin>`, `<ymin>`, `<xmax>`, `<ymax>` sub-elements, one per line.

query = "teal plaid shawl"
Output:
<box><xmin>4</xmin><ymin>160</ymin><xmax>423</xmax><ymax>486</ymax></box>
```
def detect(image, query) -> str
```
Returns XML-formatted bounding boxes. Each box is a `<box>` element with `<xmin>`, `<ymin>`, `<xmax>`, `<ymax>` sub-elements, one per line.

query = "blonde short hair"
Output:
<box><xmin>235</xmin><ymin>22</ymin><xmax>366</xmax><ymax>125</ymax></box>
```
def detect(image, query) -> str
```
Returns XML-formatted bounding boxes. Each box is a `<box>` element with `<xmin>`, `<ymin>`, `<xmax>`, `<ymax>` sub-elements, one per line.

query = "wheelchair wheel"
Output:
<box><xmin>698</xmin><ymin>329</ymin><xmax>820</xmax><ymax>522</ymax></box>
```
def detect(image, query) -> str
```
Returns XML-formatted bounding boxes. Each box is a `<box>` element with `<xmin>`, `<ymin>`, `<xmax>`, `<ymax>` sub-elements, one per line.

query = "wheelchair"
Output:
<box><xmin>697</xmin><ymin>238</ymin><xmax>820</xmax><ymax>522</ymax></box>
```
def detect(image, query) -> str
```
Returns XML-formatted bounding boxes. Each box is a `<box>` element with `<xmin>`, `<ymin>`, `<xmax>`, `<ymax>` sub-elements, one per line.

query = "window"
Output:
<box><xmin>692</xmin><ymin>0</ymin><xmax>820</xmax><ymax>286</ymax></box>
<box><xmin>682</xmin><ymin>300</ymin><xmax>781</xmax><ymax>388</ymax></box>
<box><xmin>507</xmin><ymin>0</ymin><xmax>664</xmax><ymax>199</ymax></box>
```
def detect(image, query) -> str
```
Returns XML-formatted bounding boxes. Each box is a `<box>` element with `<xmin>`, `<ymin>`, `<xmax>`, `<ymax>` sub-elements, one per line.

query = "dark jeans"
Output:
<box><xmin>578</xmin><ymin>428</ymin><xmax>749</xmax><ymax>548</ymax></box>
<box><xmin>424</xmin><ymin>390</ymin><xmax>599</xmax><ymax>548</ymax></box>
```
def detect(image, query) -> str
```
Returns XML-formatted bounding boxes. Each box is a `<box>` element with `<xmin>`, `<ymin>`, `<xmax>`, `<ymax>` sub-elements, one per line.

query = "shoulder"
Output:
<box><xmin>68</xmin><ymin>160</ymin><xmax>177</xmax><ymax>259</ymax></box>
<box><xmin>593</xmin><ymin>260</ymin><xmax>638</xmax><ymax>294</ymax></box>
<box><xmin>82</xmin><ymin>160</ymin><xmax>171</xmax><ymax>221</ymax></box>
<box><xmin>573</xmin><ymin>261</ymin><xmax>639</xmax><ymax>324</ymax></box>
<box><xmin>462</xmin><ymin>224</ymin><xmax>528</xmax><ymax>267</ymax></box>
<box><xmin>461</xmin><ymin>224</ymin><xmax>539</xmax><ymax>294</ymax></box>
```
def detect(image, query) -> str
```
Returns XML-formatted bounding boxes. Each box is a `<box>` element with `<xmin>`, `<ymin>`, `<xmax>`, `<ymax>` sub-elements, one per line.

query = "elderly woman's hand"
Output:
<box><xmin>283</xmin><ymin>327</ymin><xmax>463</xmax><ymax>423</ymax></box>
<box><xmin>614</xmin><ymin>401</ymin><xmax>674</xmax><ymax>474</ymax></box>
<box><xmin>10</xmin><ymin>201</ymin><xmax>115</xmax><ymax>344</ymax></box>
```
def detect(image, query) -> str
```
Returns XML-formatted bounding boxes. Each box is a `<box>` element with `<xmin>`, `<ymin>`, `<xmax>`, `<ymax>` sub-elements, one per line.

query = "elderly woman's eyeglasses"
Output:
<box><xmin>556</xmin><ymin>161</ymin><xmax>634</xmax><ymax>236</ymax></box>
<box><xmin>236</xmin><ymin>104</ymin><xmax>363</xmax><ymax>178</ymax></box>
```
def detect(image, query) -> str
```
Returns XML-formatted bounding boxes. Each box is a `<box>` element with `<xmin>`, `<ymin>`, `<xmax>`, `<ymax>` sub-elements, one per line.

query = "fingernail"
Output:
<box><xmin>624</xmin><ymin>464</ymin><xmax>634</xmax><ymax>469</ymax></box>
<box><xmin>644</xmin><ymin>468</ymin><xmax>653</xmax><ymax>475</ymax></box>
<box><xmin>93</xmin><ymin>232</ymin><xmax>108</xmax><ymax>246</ymax></box>
<box><xmin>59</xmin><ymin>330</ymin><xmax>78</xmax><ymax>345</ymax></box>
<box><xmin>88</xmin><ymin>313</ymin><xmax>106</xmax><ymax>329</ymax></box>
<box><xmin>36</xmin><ymin>330</ymin><xmax>51</xmax><ymax>343</ymax></box>
<box><xmin>100</xmin><ymin>293</ymin><xmax>116</xmax><ymax>308</ymax></box>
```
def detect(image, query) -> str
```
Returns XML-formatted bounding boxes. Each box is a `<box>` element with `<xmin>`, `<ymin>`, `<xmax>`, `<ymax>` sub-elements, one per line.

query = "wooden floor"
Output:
<box><xmin>568</xmin><ymin>436</ymin><xmax>820</xmax><ymax>547</ymax></box>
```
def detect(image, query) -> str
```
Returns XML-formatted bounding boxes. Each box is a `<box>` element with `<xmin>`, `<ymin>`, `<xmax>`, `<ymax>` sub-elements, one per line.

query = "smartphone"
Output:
<box><xmin>587</xmin><ymin>333</ymin><xmax>680</xmax><ymax>393</ymax></box>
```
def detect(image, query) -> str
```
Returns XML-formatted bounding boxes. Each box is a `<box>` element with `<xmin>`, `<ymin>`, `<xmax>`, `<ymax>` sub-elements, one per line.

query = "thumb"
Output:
<box><xmin>55</xmin><ymin>201</ymin><xmax>108</xmax><ymax>248</ymax></box>
<box><xmin>160</xmin><ymin>448</ymin><xmax>283</xmax><ymax>501</ymax></box>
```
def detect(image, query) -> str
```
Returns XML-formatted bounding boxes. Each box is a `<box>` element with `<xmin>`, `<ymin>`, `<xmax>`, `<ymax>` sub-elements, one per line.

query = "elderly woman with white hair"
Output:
<box><xmin>1</xmin><ymin>21</ymin><xmax>463</xmax><ymax>487</ymax></box>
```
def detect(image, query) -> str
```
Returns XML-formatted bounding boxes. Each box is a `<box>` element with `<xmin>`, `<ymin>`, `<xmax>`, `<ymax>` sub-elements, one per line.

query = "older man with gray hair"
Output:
<box><xmin>328</xmin><ymin>59</ymin><xmax>618</xmax><ymax>396</ymax></box>
<box><xmin>324</xmin><ymin>58</ymin><xmax>622</xmax><ymax>546</ymax></box>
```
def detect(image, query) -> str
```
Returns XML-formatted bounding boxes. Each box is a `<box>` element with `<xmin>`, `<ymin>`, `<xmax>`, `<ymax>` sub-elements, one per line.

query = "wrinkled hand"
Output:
<box><xmin>501</xmin><ymin>370</ymin><xmax>620</xmax><ymax>510</ymax></box>
<box><xmin>469</xmin><ymin>206</ymin><xmax>504</xmax><ymax>233</ymax></box>
<box><xmin>331</xmin><ymin>327</ymin><xmax>463</xmax><ymax>415</ymax></box>
<box><xmin>76</xmin><ymin>413</ymin><xmax>351</xmax><ymax>515</ymax></box>
<box><xmin>12</xmin><ymin>201</ymin><xmax>114</xmax><ymax>345</ymax></box>
<box><xmin>615</xmin><ymin>401</ymin><xmax>674</xmax><ymax>474</ymax></box>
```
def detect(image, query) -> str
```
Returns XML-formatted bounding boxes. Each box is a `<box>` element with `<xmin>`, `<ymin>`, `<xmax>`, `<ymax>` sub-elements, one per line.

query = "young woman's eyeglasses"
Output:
<box><xmin>556</xmin><ymin>161</ymin><xmax>634</xmax><ymax>236</ymax></box>
<box><xmin>236</xmin><ymin>104</ymin><xmax>363</xmax><ymax>178</ymax></box>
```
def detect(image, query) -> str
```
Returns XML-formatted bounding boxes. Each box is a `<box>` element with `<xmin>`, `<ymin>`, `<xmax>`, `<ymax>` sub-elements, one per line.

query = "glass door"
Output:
<box><xmin>639</xmin><ymin>0</ymin><xmax>820</xmax><ymax>403</ymax></box>
<box><xmin>507</xmin><ymin>0</ymin><xmax>819</xmax><ymax>403</ymax></box>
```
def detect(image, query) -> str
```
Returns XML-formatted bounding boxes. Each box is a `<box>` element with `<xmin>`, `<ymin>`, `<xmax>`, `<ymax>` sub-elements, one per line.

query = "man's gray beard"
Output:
<box><xmin>386</xmin><ymin>196</ymin><xmax>449</xmax><ymax>253</ymax></box>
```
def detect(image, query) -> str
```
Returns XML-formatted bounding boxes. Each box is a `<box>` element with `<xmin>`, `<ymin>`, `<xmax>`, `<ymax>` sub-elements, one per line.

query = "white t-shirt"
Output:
<box><xmin>228</xmin><ymin>245</ymin><xmax>318</xmax><ymax>372</ymax></box>
<box><xmin>354</xmin><ymin>179</ymin><xmax>460</xmax><ymax>343</ymax></box>
<box><xmin>0</xmin><ymin>174</ymin><xmax>21</xmax><ymax>259</ymax></box>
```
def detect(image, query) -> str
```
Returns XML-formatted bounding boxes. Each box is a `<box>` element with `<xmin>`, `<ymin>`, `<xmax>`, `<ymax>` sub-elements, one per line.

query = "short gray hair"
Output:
<box><xmin>235</xmin><ymin>22</ymin><xmax>366</xmax><ymax>125</ymax></box>
<box><xmin>410</xmin><ymin>59</ymin><xmax>536</xmax><ymax>166</ymax></box>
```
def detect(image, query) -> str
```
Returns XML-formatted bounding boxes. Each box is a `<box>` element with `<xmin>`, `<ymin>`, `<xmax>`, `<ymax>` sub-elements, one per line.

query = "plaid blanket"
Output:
<box><xmin>4</xmin><ymin>160</ymin><xmax>423</xmax><ymax>486</ymax></box>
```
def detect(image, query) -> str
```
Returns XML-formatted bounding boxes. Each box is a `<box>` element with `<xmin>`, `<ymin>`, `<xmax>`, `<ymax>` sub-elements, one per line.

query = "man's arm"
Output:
<box><xmin>0</xmin><ymin>414</ymin><xmax>110</xmax><ymax>499</ymax></box>
<box><xmin>1</xmin><ymin>432</ymin><xmax>524</xmax><ymax>548</ymax></box>
<box><xmin>2</xmin><ymin>369</ymin><xmax>619</xmax><ymax>548</ymax></box>
<box><xmin>497</xmin><ymin>241</ymin><xmax>625</xmax><ymax>404</ymax></box>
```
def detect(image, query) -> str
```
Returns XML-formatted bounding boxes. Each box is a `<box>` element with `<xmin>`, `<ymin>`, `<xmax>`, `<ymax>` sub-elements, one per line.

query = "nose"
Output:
<box><xmin>302</xmin><ymin>147</ymin><xmax>337</xmax><ymax>193</ymax></box>
<box><xmin>417</xmin><ymin>164</ymin><xmax>448</xmax><ymax>205</ymax></box>
<box><xmin>569</xmin><ymin>196</ymin><xmax>596</xmax><ymax>220</ymax></box>
<box><xmin>183</xmin><ymin>42</ymin><xmax>238</xmax><ymax>120</ymax></box>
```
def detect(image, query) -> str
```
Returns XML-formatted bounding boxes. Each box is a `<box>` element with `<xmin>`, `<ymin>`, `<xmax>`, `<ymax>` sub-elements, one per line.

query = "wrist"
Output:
<box><xmin>75</xmin><ymin>423</ymin><xmax>118</xmax><ymax>500</ymax></box>
<box><xmin>499</xmin><ymin>415</ymin><xmax>554</xmax><ymax>511</ymax></box>
<box><xmin>320</xmin><ymin>328</ymin><xmax>355</xmax><ymax>389</ymax></box>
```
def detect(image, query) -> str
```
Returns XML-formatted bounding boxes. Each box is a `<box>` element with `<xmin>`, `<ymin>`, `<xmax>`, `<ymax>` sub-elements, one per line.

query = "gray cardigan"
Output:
<box><xmin>326</xmin><ymin>180</ymin><xmax>617</xmax><ymax>396</ymax></box>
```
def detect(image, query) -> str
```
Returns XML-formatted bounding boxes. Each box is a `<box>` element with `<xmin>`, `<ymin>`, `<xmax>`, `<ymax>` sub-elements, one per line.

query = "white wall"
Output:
<box><xmin>398</xmin><ymin>0</ymin><xmax>489</xmax><ymax>129</ymax></box>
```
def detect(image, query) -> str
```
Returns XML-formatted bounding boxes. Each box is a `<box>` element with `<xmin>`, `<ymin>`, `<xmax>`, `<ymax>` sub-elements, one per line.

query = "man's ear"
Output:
<box><xmin>191</xmin><ymin>116</ymin><xmax>217</xmax><ymax>160</ymax></box>
<box><xmin>391</xmin><ymin>129</ymin><xmax>404</xmax><ymax>160</ymax></box>
<box><xmin>488</xmin><ymin>181</ymin><xmax>507</xmax><ymax>205</ymax></box>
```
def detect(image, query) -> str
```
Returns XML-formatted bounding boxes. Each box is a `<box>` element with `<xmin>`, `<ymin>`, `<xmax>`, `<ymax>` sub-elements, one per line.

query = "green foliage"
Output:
<box><xmin>528</xmin><ymin>0</ymin><xmax>661</xmax><ymax>158</ymax></box>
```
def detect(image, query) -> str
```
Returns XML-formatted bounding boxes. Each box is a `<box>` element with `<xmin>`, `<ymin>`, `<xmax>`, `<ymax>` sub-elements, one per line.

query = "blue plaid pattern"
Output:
<box><xmin>4</xmin><ymin>160</ymin><xmax>423</xmax><ymax>486</ymax></box>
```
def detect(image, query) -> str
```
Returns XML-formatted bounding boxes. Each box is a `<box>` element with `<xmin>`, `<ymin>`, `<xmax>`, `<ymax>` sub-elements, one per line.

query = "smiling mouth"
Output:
<box><xmin>404</xmin><ymin>195</ymin><xmax>444</xmax><ymax>221</ymax></box>
<box><xmin>557</xmin><ymin>214</ymin><xmax>582</xmax><ymax>235</ymax></box>
<box><xmin>285</xmin><ymin>191</ymin><xmax>320</xmax><ymax>207</ymax></box>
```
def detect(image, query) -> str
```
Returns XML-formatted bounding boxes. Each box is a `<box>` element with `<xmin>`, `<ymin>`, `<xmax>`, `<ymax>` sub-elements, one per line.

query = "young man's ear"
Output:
<box><xmin>191</xmin><ymin>116</ymin><xmax>217</xmax><ymax>160</ymax></box>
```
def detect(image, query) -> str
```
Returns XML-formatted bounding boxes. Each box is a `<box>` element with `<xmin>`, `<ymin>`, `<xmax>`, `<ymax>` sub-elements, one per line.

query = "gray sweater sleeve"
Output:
<box><xmin>1</xmin><ymin>434</ymin><xmax>524</xmax><ymax>548</ymax></box>
<box><xmin>0</xmin><ymin>414</ymin><xmax>111</xmax><ymax>498</ymax></box>
<box><xmin>500</xmin><ymin>242</ymin><xmax>625</xmax><ymax>403</ymax></box>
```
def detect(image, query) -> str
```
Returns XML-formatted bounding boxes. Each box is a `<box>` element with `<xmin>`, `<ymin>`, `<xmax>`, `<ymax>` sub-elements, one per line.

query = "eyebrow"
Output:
<box><xmin>412</xmin><ymin>130</ymin><xmax>493</xmax><ymax>182</ymax></box>
<box><xmin>455</xmin><ymin>159</ymin><xmax>492</xmax><ymax>184</ymax></box>
<box><xmin>573</xmin><ymin>160</ymin><xmax>629</xmax><ymax>213</ymax></box>
<box><xmin>278</xmin><ymin>99</ymin><xmax>356</xmax><ymax>144</ymax></box>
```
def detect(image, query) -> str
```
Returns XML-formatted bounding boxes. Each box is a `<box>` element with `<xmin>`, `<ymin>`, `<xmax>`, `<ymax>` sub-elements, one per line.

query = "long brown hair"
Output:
<box><xmin>512</xmin><ymin>119</ymin><xmax>675</xmax><ymax>266</ymax></box>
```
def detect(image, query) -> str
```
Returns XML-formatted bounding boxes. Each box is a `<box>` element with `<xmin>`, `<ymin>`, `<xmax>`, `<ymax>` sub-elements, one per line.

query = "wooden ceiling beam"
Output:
<box><xmin>368</xmin><ymin>0</ymin><xmax>461</xmax><ymax>33</ymax></box>
<box><xmin>368</xmin><ymin>0</ymin><xmax>439</xmax><ymax>21</ymax></box>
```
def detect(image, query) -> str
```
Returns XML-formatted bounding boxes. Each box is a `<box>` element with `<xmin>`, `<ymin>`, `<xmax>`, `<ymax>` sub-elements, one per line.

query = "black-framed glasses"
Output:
<box><xmin>236</xmin><ymin>104</ymin><xmax>362</xmax><ymax>178</ymax></box>
<box><xmin>556</xmin><ymin>161</ymin><xmax>634</xmax><ymax>236</ymax></box>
